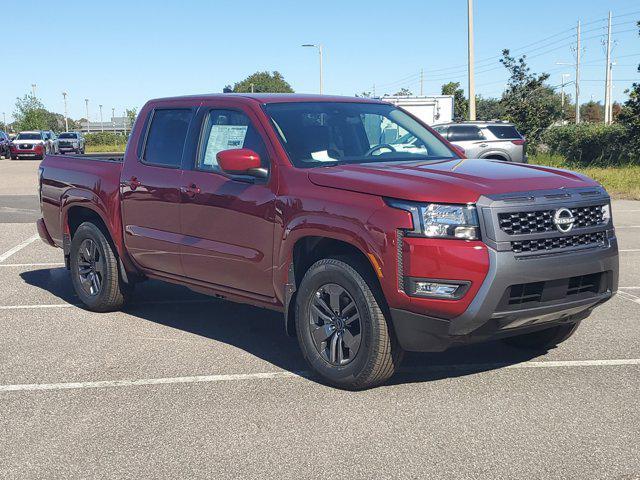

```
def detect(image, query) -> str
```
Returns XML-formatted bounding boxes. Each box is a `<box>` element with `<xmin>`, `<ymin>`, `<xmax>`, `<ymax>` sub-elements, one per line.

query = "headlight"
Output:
<box><xmin>601</xmin><ymin>204</ymin><xmax>611</xmax><ymax>224</ymax></box>
<box><xmin>387</xmin><ymin>200</ymin><xmax>480</xmax><ymax>240</ymax></box>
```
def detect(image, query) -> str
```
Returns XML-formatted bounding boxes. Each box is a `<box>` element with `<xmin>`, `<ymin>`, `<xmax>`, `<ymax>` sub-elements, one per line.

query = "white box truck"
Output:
<box><xmin>381</xmin><ymin>95</ymin><xmax>454</xmax><ymax>125</ymax></box>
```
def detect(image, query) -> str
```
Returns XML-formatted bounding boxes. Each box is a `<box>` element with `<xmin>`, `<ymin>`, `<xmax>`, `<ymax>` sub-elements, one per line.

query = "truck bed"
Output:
<box><xmin>39</xmin><ymin>153</ymin><xmax>125</xmax><ymax>248</ymax></box>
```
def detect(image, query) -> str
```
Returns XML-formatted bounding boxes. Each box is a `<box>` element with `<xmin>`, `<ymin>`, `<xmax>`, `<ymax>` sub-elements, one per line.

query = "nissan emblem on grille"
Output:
<box><xmin>553</xmin><ymin>208</ymin><xmax>576</xmax><ymax>233</ymax></box>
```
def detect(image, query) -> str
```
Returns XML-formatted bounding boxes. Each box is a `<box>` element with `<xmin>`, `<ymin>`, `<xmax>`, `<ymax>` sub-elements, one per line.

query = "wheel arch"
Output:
<box><xmin>284</xmin><ymin>235</ymin><xmax>385</xmax><ymax>337</ymax></box>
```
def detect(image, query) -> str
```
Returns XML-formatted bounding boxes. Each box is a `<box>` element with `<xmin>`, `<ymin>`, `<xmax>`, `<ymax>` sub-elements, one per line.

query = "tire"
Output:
<box><xmin>295</xmin><ymin>257</ymin><xmax>403</xmax><ymax>390</ymax></box>
<box><xmin>11</xmin><ymin>155</ymin><xmax>18</xmax><ymax>160</ymax></box>
<box><xmin>502</xmin><ymin>321</ymin><xmax>581</xmax><ymax>350</ymax></box>
<box><xmin>69</xmin><ymin>222</ymin><xmax>130</xmax><ymax>312</ymax></box>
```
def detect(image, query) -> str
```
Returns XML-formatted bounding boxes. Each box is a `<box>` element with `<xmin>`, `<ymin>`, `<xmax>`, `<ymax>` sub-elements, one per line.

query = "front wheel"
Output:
<box><xmin>69</xmin><ymin>222</ymin><xmax>130</xmax><ymax>312</ymax></box>
<box><xmin>295</xmin><ymin>258</ymin><xmax>403</xmax><ymax>390</ymax></box>
<box><xmin>502</xmin><ymin>322</ymin><xmax>581</xmax><ymax>350</ymax></box>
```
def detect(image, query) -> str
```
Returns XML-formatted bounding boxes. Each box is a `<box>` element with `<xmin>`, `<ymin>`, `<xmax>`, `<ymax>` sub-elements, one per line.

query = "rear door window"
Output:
<box><xmin>143</xmin><ymin>109</ymin><xmax>193</xmax><ymax>167</ymax></box>
<box><xmin>486</xmin><ymin>125</ymin><xmax>523</xmax><ymax>140</ymax></box>
<box><xmin>448</xmin><ymin>126</ymin><xmax>484</xmax><ymax>142</ymax></box>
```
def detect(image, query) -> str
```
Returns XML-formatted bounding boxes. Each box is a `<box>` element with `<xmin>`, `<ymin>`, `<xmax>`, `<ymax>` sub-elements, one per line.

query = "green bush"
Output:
<box><xmin>543</xmin><ymin>123</ymin><xmax>637</xmax><ymax>166</ymax></box>
<box><xmin>84</xmin><ymin>132</ymin><xmax>129</xmax><ymax>146</ymax></box>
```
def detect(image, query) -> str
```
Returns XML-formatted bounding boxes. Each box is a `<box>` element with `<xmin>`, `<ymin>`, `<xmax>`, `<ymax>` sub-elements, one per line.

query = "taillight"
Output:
<box><xmin>511</xmin><ymin>139</ymin><xmax>525</xmax><ymax>145</ymax></box>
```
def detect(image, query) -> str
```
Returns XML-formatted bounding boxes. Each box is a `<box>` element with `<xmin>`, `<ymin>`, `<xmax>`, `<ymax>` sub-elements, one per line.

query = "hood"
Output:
<box><xmin>13</xmin><ymin>139</ymin><xmax>43</xmax><ymax>145</ymax></box>
<box><xmin>307</xmin><ymin>159</ymin><xmax>600</xmax><ymax>204</ymax></box>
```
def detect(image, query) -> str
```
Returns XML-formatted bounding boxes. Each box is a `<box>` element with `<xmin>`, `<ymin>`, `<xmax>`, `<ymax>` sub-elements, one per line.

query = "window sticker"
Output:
<box><xmin>203</xmin><ymin>125</ymin><xmax>248</xmax><ymax>167</ymax></box>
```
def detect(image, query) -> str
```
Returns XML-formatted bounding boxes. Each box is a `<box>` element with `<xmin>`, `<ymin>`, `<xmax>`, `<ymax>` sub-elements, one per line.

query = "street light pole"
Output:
<box><xmin>85</xmin><ymin>99</ymin><xmax>90</xmax><ymax>133</ymax></box>
<box><xmin>31</xmin><ymin>84</ymin><xmax>37</xmax><ymax>97</ymax></box>
<box><xmin>62</xmin><ymin>92</ymin><xmax>69</xmax><ymax>132</ymax></box>
<box><xmin>467</xmin><ymin>0</ymin><xmax>476</xmax><ymax>120</ymax></box>
<box><xmin>302</xmin><ymin>44</ymin><xmax>323</xmax><ymax>94</ymax></box>
<box><xmin>99</xmin><ymin>104</ymin><xmax>104</xmax><ymax>133</ymax></box>
<box><xmin>112</xmin><ymin>107</ymin><xmax>115</xmax><ymax>133</ymax></box>
<box><xmin>2</xmin><ymin>112</ymin><xmax>6</xmax><ymax>132</ymax></box>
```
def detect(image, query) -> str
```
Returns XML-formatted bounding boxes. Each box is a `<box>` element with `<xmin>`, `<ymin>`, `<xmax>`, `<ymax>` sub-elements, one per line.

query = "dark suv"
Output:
<box><xmin>433</xmin><ymin>121</ymin><xmax>527</xmax><ymax>163</ymax></box>
<box><xmin>58</xmin><ymin>131</ymin><xmax>86</xmax><ymax>154</ymax></box>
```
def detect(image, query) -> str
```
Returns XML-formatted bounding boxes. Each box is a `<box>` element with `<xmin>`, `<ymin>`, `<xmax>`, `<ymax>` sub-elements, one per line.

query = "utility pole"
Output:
<box><xmin>99</xmin><ymin>104</ymin><xmax>104</xmax><ymax>132</ymax></box>
<box><xmin>31</xmin><ymin>84</ymin><xmax>37</xmax><ymax>97</ymax></box>
<box><xmin>85</xmin><ymin>99</ymin><xmax>90</xmax><ymax>133</ymax></box>
<box><xmin>608</xmin><ymin>64</ymin><xmax>615</xmax><ymax>122</ymax></box>
<box><xmin>112</xmin><ymin>107</ymin><xmax>116</xmax><ymax>133</ymax></box>
<box><xmin>467</xmin><ymin>0</ymin><xmax>476</xmax><ymax>120</ymax></box>
<box><xmin>123</xmin><ymin>111</ymin><xmax>127</xmax><ymax>136</ymax></box>
<box><xmin>250</xmin><ymin>83</ymin><xmax>254</xmax><ymax>93</ymax></box>
<box><xmin>420</xmin><ymin>69</ymin><xmax>424</xmax><ymax>96</ymax></box>
<box><xmin>2</xmin><ymin>112</ymin><xmax>6</xmax><ymax>132</ymax></box>
<box><xmin>62</xmin><ymin>92</ymin><xmax>69</xmax><ymax>132</ymax></box>
<box><xmin>373</xmin><ymin>83</ymin><xmax>376</xmax><ymax>97</ymax></box>
<box><xmin>604</xmin><ymin>11</ymin><xmax>612</xmax><ymax>124</ymax></box>
<box><xmin>575</xmin><ymin>20</ymin><xmax>581</xmax><ymax>124</ymax></box>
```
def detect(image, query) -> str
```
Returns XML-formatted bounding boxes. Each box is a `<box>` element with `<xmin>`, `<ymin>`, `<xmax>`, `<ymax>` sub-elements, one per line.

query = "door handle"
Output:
<box><xmin>479</xmin><ymin>143</ymin><xmax>488</xmax><ymax>148</ymax></box>
<box><xmin>126</xmin><ymin>176</ymin><xmax>141</xmax><ymax>190</ymax></box>
<box><xmin>180</xmin><ymin>184</ymin><xmax>201</xmax><ymax>198</ymax></box>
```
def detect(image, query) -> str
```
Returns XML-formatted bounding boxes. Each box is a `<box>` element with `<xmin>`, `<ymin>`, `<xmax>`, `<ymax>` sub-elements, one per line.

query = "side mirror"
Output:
<box><xmin>217</xmin><ymin>148</ymin><xmax>267</xmax><ymax>178</ymax></box>
<box><xmin>451</xmin><ymin>144</ymin><xmax>466</xmax><ymax>158</ymax></box>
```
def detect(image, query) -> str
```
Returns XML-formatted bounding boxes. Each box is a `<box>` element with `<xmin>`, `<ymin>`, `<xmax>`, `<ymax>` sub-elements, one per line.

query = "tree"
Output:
<box><xmin>499</xmin><ymin>49</ymin><xmax>562</xmax><ymax>148</ymax></box>
<box><xmin>475</xmin><ymin>96</ymin><xmax>505</xmax><ymax>121</ymax></box>
<box><xmin>125</xmin><ymin>108</ymin><xmax>137</xmax><ymax>131</ymax></box>
<box><xmin>392</xmin><ymin>87</ymin><xmax>413</xmax><ymax>97</ymax></box>
<box><xmin>356</xmin><ymin>91</ymin><xmax>372</xmax><ymax>98</ymax></box>
<box><xmin>580</xmin><ymin>101</ymin><xmax>603</xmax><ymax>123</ymax></box>
<box><xmin>13</xmin><ymin>94</ymin><xmax>50</xmax><ymax>131</ymax></box>
<box><xmin>441</xmin><ymin>82</ymin><xmax>468</xmax><ymax>120</ymax></box>
<box><xmin>230</xmin><ymin>71</ymin><xmax>294</xmax><ymax>93</ymax></box>
<box><xmin>617</xmin><ymin>21</ymin><xmax>640</xmax><ymax>152</ymax></box>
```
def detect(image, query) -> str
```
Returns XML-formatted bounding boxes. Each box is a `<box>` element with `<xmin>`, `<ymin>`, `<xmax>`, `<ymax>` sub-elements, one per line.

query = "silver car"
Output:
<box><xmin>432</xmin><ymin>121</ymin><xmax>527</xmax><ymax>163</ymax></box>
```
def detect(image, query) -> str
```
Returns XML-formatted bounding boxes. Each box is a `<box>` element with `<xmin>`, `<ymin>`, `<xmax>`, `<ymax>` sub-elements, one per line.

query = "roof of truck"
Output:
<box><xmin>147</xmin><ymin>93</ymin><xmax>385</xmax><ymax>105</ymax></box>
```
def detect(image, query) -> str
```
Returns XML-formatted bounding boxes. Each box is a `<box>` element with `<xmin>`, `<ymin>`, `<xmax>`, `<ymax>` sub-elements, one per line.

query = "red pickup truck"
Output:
<box><xmin>37</xmin><ymin>94</ymin><xmax>619</xmax><ymax>389</ymax></box>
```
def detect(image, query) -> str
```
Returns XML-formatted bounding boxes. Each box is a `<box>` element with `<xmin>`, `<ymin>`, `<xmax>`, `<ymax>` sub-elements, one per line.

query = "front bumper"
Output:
<box><xmin>390</xmin><ymin>238</ymin><xmax>618</xmax><ymax>352</ymax></box>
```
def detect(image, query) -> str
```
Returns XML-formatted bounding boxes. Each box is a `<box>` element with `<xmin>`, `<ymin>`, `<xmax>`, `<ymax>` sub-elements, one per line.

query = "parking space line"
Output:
<box><xmin>0</xmin><ymin>234</ymin><xmax>40</xmax><ymax>263</ymax></box>
<box><xmin>618</xmin><ymin>290</ymin><xmax>640</xmax><ymax>305</ymax></box>
<box><xmin>620</xmin><ymin>249</ymin><xmax>640</xmax><ymax>252</ymax></box>
<box><xmin>0</xmin><ymin>262</ymin><xmax>65</xmax><ymax>268</ymax></box>
<box><xmin>0</xmin><ymin>359</ymin><xmax>638</xmax><ymax>394</ymax></box>
<box><xmin>616</xmin><ymin>226</ymin><xmax>640</xmax><ymax>228</ymax></box>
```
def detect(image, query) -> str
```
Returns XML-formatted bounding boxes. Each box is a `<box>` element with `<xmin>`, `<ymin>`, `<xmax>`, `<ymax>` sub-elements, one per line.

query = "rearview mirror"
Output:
<box><xmin>217</xmin><ymin>148</ymin><xmax>267</xmax><ymax>178</ymax></box>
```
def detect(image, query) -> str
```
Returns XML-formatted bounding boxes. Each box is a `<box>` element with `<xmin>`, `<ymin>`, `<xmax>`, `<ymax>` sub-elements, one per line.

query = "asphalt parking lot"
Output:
<box><xmin>0</xmin><ymin>158</ymin><xmax>638</xmax><ymax>479</ymax></box>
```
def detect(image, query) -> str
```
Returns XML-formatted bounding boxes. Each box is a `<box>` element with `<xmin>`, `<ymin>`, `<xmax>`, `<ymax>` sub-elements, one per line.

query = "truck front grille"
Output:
<box><xmin>511</xmin><ymin>231</ymin><xmax>606</xmax><ymax>254</ymax></box>
<box><xmin>498</xmin><ymin>205</ymin><xmax>606</xmax><ymax>235</ymax></box>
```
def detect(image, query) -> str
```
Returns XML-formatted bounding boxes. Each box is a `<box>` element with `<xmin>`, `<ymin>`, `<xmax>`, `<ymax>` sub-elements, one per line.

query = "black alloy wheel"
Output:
<box><xmin>76</xmin><ymin>238</ymin><xmax>105</xmax><ymax>296</ymax></box>
<box><xmin>309</xmin><ymin>283</ymin><xmax>362</xmax><ymax>366</ymax></box>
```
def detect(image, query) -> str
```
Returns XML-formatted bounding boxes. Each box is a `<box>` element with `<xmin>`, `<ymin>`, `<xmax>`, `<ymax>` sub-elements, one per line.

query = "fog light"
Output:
<box><xmin>406</xmin><ymin>278</ymin><xmax>470</xmax><ymax>299</ymax></box>
<box><xmin>415</xmin><ymin>282</ymin><xmax>459</xmax><ymax>297</ymax></box>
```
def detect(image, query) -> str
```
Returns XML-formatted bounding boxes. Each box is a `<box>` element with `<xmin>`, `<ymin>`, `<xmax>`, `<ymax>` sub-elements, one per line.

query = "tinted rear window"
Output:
<box><xmin>143</xmin><ymin>109</ymin><xmax>193</xmax><ymax>167</ymax></box>
<box><xmin>486</xmin><ymin>125</ymin><xmax>522</xmax><ymax>139</ymax></box>
<box><xmin>59</xmin><ymin>132</ymin><xmax>77</xmax><ymax>139</ymax></box>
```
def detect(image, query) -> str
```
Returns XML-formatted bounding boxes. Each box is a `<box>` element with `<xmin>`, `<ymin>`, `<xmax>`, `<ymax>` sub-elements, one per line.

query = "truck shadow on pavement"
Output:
<box><xmin>20</xmin><ymin>268</ymin><xmax>544</xmax><ymax>387</ymax></box>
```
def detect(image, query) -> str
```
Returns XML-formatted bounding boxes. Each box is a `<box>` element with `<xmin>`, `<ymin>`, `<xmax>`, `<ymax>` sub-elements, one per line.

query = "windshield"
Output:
<box><xmin>16</xmin><ymin>133</ymin><xmax>41</xmax><ymax>140</ymax></box>
<box><xmin>265</xmin><ymin>102</ymin><xmax>457</xmax><ymax>168</ymax></box>
<box><xmin>58</xmin><ymin>133</ymin><xmax>77</xmax><ymax>139</ymax></box>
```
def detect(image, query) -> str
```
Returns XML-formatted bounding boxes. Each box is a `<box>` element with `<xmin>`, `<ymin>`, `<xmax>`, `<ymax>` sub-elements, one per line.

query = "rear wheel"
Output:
<box><xmin>295</xmin><ymin>258</ymin><xmax>403</xmax><ymax>390</ymax></box>
<box><xmin>502</xmin><ymin>322</ymin><xmax>580</xmax><ymax>350</ymax></box>
<box><xmin>69</xmin><ymin>222</ymin><xmax>130</xmax><ymax>312</ymax></box>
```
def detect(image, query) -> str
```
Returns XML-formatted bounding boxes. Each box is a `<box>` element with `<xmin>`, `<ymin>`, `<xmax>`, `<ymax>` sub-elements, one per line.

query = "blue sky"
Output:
<box><xmin>3</xmin><ymin>0</ymin><xmax>640</xmax><ymax>122</ymax></box>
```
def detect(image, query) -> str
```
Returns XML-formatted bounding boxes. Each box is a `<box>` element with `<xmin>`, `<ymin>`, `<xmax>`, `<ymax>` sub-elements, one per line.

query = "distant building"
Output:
<box><xmin>81</xmin><ymin>116</ymin><xmax>131</xmax><ymax>133</ymax></box>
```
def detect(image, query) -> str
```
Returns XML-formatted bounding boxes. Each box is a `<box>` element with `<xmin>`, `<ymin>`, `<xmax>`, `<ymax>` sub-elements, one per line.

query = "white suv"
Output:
<box><xmin>433</xmin><ymin>121</ymin><xmax>527</xmax><ymax>163</ymax></box>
